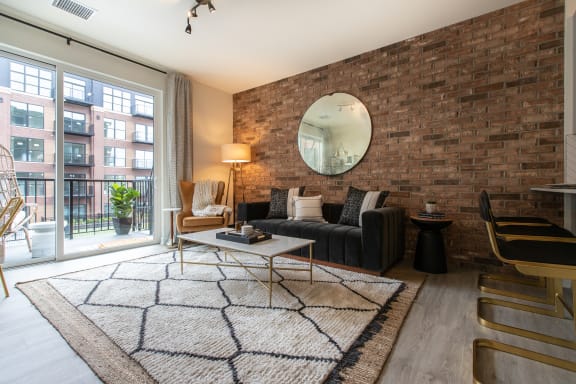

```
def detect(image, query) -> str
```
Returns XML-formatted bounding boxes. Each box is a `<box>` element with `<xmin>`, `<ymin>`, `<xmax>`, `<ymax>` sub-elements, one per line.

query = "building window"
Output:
<box><xmin>64</xmin><ymin>173</ymin><xmax>88</xmax><ymax>196</ymax></box>
<box><xmin>10</xmin><ymin>61</ymin><xmax>53</xmax><ymax>97</ymax></box>
<box><xmin>104</xmin><ymin>118</ymin><xmax>126</xmax><ymax>140</ymax></box>
<box><xmin>103</xmin><ymin>86</ymin><xmax>131</xmax><ymax>114</ymax></box>
<box><xmin>16</xmin><ymin>172</ymin><xmax>45</xmax><ymax>196</ymax></box>
<box><xmin>64</xmin><ymin>111</ymin><xmax>86</xmax><ymax>133</ymax></box>
<box><xmin>104</xmin><ymin>147</ymin><xmax>126</xmax><ymax>167</ymax></box>
<box><xmin>134</xmin><ymin>124</ymin><xmax>154</xmax><ymax>143</ymax></box>
<box><xmin>134</xmin><ymin>150</ymin><xmax>153</xmax><ymax>169</ymax></box>
<box><xmin>10</xmin><ymin>101</ymin><xmax>44</xmax><ymax>129</ymax></box>
<box><xmin>134</xmin><ymin>94</ymin><xmax>154</xmax><ymax>116</ymax></box>
<box><xmin>11</xmin><ymin>137</ymin><xmax>44</xmax><ymax>162</ymax></box>
<box><xmin>64</xmin><ymin>143</ymin><xmax>88</xmax><ymax>165</ymax></box>
<box><xmin>64</xmin><ymin>76</ymin><xmax>86</xmax><ymax>101</ymax></box>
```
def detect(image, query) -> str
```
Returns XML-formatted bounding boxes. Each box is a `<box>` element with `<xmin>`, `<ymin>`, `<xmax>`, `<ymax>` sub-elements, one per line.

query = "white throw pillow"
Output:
<box><xmin>286</xmin><ymin>187</ymin><xmax>302</xmax><ymax>219</ymax></box>
<box><xmin>293</xmin><ymin>195</ymin><xmax>326</xmax><ymax>222</ymax></box>
<box><xmin>359</xmin><ymin>191</ymin><xmax>385</xmax><ymax>227</ymax></box>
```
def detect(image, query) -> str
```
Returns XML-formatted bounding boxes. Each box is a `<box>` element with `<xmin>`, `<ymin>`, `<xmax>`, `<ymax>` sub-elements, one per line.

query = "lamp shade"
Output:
<box><xmin>221</xmin><ymin>143</ymin><xmax>251</xmax><ymax>163</ymax></box>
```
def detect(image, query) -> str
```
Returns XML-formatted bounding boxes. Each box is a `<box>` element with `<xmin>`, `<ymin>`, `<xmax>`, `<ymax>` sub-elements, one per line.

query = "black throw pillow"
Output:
<box><xmin>338</xmin><ymin>186</ymin><xmax>389</xmax><ymax>227</ymax></box>
<box><xmin>266</xmin><ymin>187</ymin><xmax>305</xmax><ymax>219</ymax></box>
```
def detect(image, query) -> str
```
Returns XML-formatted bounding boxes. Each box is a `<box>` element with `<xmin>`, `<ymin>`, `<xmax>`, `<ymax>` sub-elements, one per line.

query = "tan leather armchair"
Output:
<box><xmin>176</xmin><ymin>180</ymin><xmax>230</xmax><ymax>234</ymax></box>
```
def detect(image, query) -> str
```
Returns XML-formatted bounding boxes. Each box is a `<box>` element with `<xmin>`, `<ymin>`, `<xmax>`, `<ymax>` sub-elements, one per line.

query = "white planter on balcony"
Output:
<box><xmin>29</xmin><ymin>221</ymin><xmax>56</xmax><ymax>258</ymax></box>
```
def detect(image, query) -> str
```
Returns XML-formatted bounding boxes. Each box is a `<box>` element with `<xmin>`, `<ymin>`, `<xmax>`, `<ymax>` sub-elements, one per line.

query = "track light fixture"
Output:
<box><xmin>185</xmin><ymin>0</ymin><xmax>216</xmax><ymax>34</ymax></box>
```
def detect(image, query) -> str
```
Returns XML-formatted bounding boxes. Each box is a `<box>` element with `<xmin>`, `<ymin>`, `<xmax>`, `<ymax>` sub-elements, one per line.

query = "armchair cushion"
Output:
<box><xmin>183</xmin><ymin>215</ymin><xmax>225</xmax><ymax>227</ymax></box>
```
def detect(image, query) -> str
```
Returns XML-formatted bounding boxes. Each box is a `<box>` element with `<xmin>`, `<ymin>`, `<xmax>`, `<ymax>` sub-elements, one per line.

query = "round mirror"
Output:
<box><xmin>298</xmin><ymin>93</ymin><xmax>372</xmax><ymax>175</ymax></box>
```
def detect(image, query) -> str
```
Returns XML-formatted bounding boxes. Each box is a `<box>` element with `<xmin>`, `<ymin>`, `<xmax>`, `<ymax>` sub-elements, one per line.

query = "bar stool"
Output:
<box><xmin>478</xmin><ymin>190</ymin><xmax>575</xmax><ymax>304</ymax></box>
<box><xmin>474</xmin><ymin>199</ymin><xmax>576</xmax><ymax>381</ymax></box>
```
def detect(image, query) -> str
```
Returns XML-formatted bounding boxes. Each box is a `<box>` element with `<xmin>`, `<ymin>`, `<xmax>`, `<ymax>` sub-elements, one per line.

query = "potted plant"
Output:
<box><xmin>109</xmin><ymin>183</ymin><xmax>140</xmax><ymax>235</ymax></box>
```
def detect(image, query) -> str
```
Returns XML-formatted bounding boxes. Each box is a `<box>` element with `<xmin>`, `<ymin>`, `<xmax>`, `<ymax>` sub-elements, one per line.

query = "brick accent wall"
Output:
<box><xmin>233</xmin><ymin>0</ymin><xmax>565</xmax><ymax>266</ymax></box>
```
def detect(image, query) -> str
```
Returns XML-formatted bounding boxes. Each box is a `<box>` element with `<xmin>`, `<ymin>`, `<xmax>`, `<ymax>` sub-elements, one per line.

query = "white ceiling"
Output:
<box><xmin>0</xmin><ymin>0</ymin><xmax>525</xmax><ymax>94</ymax></box>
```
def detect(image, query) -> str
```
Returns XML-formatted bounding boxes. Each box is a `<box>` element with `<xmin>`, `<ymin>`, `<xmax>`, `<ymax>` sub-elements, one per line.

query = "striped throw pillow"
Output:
<box><xmin>293</xmin><ymin>195</ymin><xmax>326</xmax><ymax>222</ymax></box>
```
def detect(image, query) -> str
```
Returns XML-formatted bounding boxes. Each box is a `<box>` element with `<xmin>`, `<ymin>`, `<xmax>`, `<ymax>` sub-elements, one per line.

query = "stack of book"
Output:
<box><xmin>417</xmin><ymin>211</ymin><xmax>446</xmax><ymax>219</ymax></box>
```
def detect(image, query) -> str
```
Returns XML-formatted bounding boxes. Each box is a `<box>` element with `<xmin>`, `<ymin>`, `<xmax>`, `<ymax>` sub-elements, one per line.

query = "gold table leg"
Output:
<box><xmin>309</xmin><ymin>244</ymin><xmax>313</xmax><ymax>284</ymax></box>
<box><xmin>179</xmin><ymin>238</ymin><xmax>183</xmax><ymax>275</ymax></box>
<box><xmin>269</xmin><ymin>257</ymin><xmax>273</xmax><ymax>307</ymax></box>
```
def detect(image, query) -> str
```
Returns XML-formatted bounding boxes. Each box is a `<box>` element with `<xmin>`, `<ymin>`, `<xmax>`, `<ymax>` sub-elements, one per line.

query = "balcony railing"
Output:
<box><xmin>132</xmin><ymin>159</ymin><xmax>153</xmax><ymax>169</ymax></box>
<box><xmin>132</xmin><ymin>104</ymin><xmax>154</xmax><ymax>119</ymax></box>
<box><xmin>64</xmin><ymin>123</ymin><xmax>95</xmax><ymax>137</ymax></box>
<box><xmin>132</xmin><ymin>132</ymin><xmax>154</xmax><ymax>144</ymax></box>
<box><xmin>64</xmin><ymin>153</ymin><xmax>94</xmax><ymax>167</ymax></box>
<box><xmin>8</xmin><ymin>177</ymin><xmax>153</xmax><ymax>241</ymax></box>
<box><xmin>64</xmin><ymin>184</ymin><xmax>94</xmax><ymax>197</ymax></box>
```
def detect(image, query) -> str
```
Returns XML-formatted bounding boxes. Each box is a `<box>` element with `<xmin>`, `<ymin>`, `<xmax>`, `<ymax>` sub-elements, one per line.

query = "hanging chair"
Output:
<box><xmin>0</xmin><ymin>144</ymin><xmax>26</xmax><ymax>297</ymax></box>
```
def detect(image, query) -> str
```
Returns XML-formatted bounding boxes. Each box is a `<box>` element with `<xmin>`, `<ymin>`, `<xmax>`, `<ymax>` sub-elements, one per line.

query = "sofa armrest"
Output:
<box><xmin>361</xmin><ymin>207</ymin><xmax>405</xmax><ymax>271</ymax></box>
<box><xmin>237</xmin><ymin>202</ymin><xmax>270</xmax><ymax>222</ymax></box>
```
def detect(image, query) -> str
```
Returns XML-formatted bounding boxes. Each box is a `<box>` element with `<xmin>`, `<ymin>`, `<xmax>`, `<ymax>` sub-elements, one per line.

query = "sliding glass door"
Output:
<box><xmin>1</xmin><ymin>54</ymin><xmax>57</xmax><ymax>266</ymax></box>
<box><xmin>0</xmin><ymin>51</ymin><xmax>158</xmax><ymax>266</ymax></box>
<box><xmin>61</xmin><ymin>70</ymin><xmax>155</xmax><ymax>255</ymax></box>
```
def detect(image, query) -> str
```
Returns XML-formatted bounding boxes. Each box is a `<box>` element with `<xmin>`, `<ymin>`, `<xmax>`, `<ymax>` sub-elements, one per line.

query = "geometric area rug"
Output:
<box><xmin>17</xmin><ymin>245</ymin><xmax>424</xmax><ymax>384</ymax></box>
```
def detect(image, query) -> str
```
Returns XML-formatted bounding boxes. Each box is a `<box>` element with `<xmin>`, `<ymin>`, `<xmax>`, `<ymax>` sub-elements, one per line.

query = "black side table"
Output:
<box><xmin>410</xmin><ymin>216</ymin><xmax>453</xmax><ymax>274</ymax></box>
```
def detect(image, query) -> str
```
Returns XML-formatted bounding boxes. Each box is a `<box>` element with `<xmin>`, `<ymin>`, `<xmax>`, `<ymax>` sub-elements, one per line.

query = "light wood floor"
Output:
<box><xmin>1</xmin><ymin>248</ymin><xmax>575</xmax><ymax>383</ymax></box>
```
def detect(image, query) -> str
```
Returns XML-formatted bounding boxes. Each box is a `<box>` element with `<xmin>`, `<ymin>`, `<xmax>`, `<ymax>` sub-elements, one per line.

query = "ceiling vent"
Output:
<box><xmin>51</xmin><ymin>0</ymin><xmax>95</xmax><ymax>20</ymax></box>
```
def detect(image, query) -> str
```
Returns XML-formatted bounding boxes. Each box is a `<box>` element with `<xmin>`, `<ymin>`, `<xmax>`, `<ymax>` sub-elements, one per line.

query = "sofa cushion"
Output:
<box><xmin>338</xmin><ymin>187</ymin><xmax>388</xmax><ymax>227</ymax></box>
<box><xmin>267</xmin><ymin>187</ymin><xmax>305</xmax><ymax>219</ymax></box>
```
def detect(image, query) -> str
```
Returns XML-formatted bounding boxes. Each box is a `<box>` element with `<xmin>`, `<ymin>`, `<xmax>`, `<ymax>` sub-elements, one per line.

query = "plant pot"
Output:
<box><xmin>112</xmin><ymin>217</ymin><xmax>132</xmax><ymax>235</ymax></box>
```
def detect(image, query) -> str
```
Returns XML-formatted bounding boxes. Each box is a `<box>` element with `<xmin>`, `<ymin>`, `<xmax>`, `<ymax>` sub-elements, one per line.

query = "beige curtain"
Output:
<box><xmin>166</xmin><ymin>73</ymin><xmax>193</xmax><ymax>209</ymax></box>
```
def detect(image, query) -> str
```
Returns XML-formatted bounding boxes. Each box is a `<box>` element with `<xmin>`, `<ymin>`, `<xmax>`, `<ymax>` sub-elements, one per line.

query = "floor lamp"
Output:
<box><xmin>221</xmin><ymin>143</ymin><xmax>251</xmax><ymax>226</ymax></box>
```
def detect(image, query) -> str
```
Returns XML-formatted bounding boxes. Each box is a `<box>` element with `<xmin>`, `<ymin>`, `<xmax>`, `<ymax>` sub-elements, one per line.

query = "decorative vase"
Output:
<box><xmin>425</xmin><ymin>203</ymin><xmax>437</xmax><ymax>214</ymax></box>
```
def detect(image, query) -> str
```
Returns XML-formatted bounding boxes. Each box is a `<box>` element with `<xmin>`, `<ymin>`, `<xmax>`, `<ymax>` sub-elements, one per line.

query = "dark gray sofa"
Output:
<box><xmin>237</xmin><ymin>202</ymin><xmax>405</xmax><ymax>274</ymax></box>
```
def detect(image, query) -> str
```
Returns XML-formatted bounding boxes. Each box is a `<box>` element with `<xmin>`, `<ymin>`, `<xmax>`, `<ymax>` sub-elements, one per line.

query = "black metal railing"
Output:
<box><xmin>9</xmin><ymin>177</ymin><xmax>154</xmax><ymax>241</ymax></box>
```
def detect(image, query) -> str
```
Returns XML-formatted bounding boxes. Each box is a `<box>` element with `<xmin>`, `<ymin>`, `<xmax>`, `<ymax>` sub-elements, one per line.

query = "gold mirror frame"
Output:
<box><xmin>298</xmin><ymin>92</ymin><xmax>372</xmax><ymax>175</ymax></box>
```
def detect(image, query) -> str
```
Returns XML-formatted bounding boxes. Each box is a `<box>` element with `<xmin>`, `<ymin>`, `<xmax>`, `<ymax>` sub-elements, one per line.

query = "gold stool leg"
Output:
<box><xmin>477</xmin><ymin>279</ymin><xmax>576</xmax><ymax>349</ymax></box>
<box><xmin>473</xmin><ymin>338</ymin><xmax>576</xmax><ymax>383</ymax></box>
<box><xmin>478</xmin><ymin>273</ymin><xmax>552</xmax><ymax>304</ymax></box>
<box><xmin>0</xmin><ymin>265</ymin><xmax>9</xmax><ymax>298</ymax></box>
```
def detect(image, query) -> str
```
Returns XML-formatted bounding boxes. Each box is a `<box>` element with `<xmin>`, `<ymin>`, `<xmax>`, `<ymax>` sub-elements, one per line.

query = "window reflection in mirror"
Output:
<box><xmin>298</xmin><ymin>93</ymin><xmax>372</xmax><ymax>175</ymax></box>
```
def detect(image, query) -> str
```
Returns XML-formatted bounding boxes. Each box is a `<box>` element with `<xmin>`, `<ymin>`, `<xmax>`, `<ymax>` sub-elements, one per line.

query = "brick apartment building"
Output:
<box><xmin>0</xmin><ymin>56</ymin><xmax>155</xmax><ymax>223</ymax></box>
